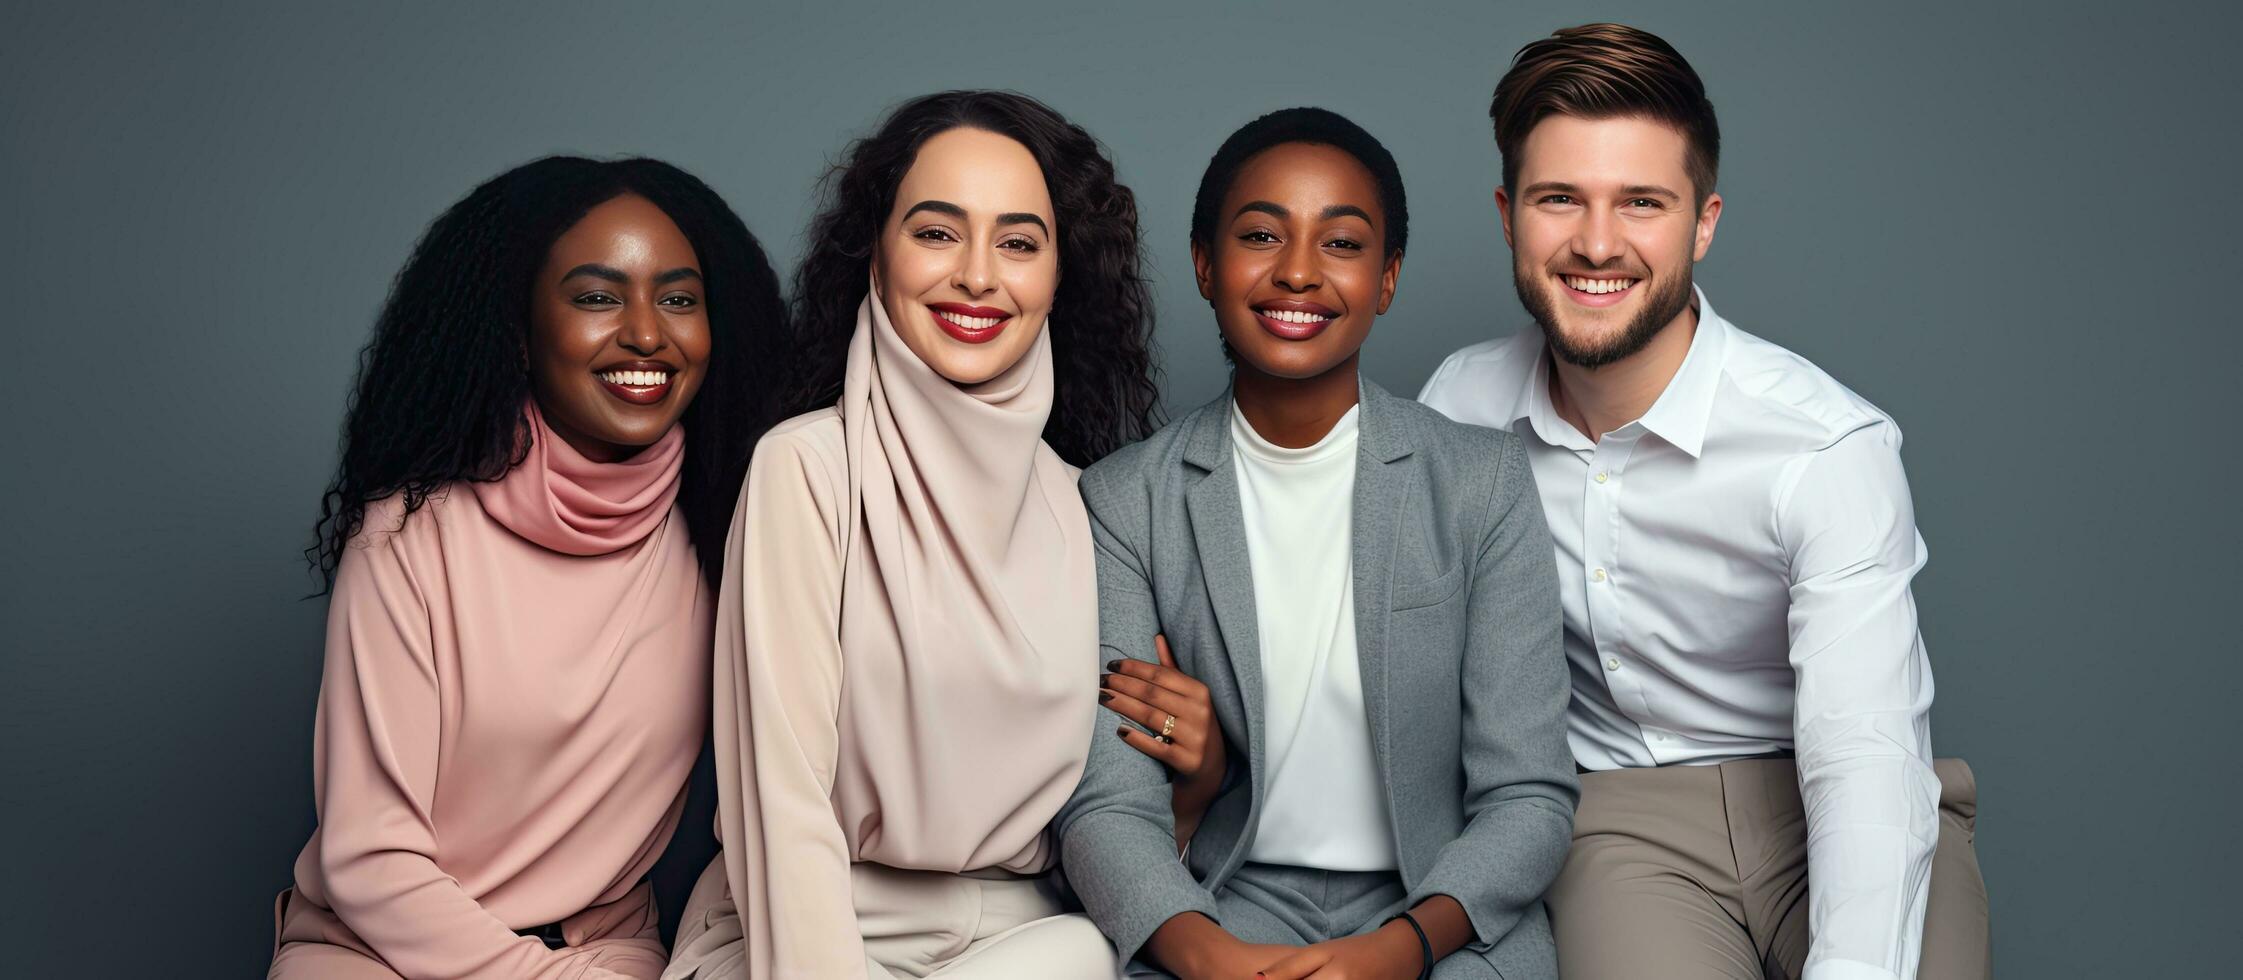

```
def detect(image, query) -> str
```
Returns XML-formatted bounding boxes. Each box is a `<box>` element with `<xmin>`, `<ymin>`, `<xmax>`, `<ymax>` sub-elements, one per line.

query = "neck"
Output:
<box><xmin>1548</xmin><ymin>301</ymin><xmax>1697</xmax><ymax>444</ymax></box>
<box><xmin>1232</xmin><ymin>351</ymin><xmax>1361</xmax><ymax>449</ymax></box>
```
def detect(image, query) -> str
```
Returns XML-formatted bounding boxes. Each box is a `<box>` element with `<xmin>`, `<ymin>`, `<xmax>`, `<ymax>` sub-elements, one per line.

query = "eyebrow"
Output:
<box><xmin>901</xmin><ymin>199</ymin><xmax>968</xmax><ymax>222</ymax></box>
<box><xmin>654</xmin><ymin>267</ymin><xmax>702</xmax><ymax>285</ymax></box>
<box><xmin>902</xmin><ymin>200</ymin><xmax>1050</xmax><ymax>235</ymax></box>
<box><xmin>1232</xmin><ymin>200</ymin><xmax>1375</xmax><ymax>224</ymax></box>
<box><xmin>1519</xmin><ymin>181</ymin><xmax>1683</xmax><ymax>201</ymax></box>
<box><xmin>996</xmin><ymin>212</ymin><xmax>1049</xmax><ymax>234</ymax></box>
<box><xmin>562</xmin><ymin>263</ymin><xmax>628</xmax><ymax>283</ymax></box>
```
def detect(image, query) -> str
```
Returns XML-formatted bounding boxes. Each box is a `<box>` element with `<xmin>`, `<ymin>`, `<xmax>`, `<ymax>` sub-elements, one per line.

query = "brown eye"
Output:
<box><xmin>575</xmin><ymin>292</ymin><xmax>620</xmax><ymax>306</ymax></box>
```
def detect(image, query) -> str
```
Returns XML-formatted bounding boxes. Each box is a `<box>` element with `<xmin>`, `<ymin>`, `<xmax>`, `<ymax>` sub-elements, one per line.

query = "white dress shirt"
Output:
<box><xmin>1419</xmin><ymin>288</ymin><xmax>1940</xmax><ymax>980</ymax></box>
<box><xmin>1230</xmin><ymin>400</ymin><xmax>1398</xmax><ymax>872</ymax></box>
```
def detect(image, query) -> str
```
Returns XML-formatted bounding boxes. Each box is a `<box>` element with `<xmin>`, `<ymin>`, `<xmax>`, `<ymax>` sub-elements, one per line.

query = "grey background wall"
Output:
<box><xmin>3</xmin><ymin>0</ymin><xmax>2233</xmax><ymax>975</ymax></box>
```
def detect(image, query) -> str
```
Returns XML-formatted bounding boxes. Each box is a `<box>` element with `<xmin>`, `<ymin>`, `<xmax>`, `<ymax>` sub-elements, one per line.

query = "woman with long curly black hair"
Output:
<box><xmin>663</xmin><ymin>92</ymin><xmax>1165</xmax><ymax>979</ymax></box>
<box><xmin>272</xmin><ymin>157</ymin><xmax>787</xmax><ymax>980</ymax></box>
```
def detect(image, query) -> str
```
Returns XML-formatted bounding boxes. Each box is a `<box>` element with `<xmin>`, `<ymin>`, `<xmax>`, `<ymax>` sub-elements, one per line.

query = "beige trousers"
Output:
<box><xmin>1548</xmin><ymin>757</ymin><xmax>1989</xmax><ymax>980</ymax></box>
<box><xmin>668</xmin><ymin>859</ymin><xmax>1117</xmax><ymax>979</ymax></box>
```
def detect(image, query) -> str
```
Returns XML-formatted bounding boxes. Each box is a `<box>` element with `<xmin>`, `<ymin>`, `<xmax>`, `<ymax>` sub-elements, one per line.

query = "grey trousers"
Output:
<box><xmin>1548</xmin><ymin>758</ymin><xmax>1989</xmax><ymax>980</ymax></box>
<box><xmin>1124</xmin><ymin>862</ymin><xmax>1516</xmax><ymax>979</ymax></box>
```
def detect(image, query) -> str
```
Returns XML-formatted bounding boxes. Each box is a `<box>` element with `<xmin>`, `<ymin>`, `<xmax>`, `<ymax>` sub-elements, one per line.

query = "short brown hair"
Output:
<box><xmin>1490</xmin><ymin>23</ymin><xmax>1720</xmax><ymax>202</ymax></box>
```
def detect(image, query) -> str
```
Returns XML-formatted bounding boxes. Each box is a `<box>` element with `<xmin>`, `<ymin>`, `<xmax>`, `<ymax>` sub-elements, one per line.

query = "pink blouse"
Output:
<box><xmin>285</xmin><ymin>405</ymin><xmax>711</xmax><ymax>978</ymax></box>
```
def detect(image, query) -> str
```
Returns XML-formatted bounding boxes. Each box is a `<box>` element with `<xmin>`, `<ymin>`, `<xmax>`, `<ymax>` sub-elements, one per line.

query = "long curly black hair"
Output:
<box><xmin>310</xmin><ymin>156</ymin><xmax>788</xmax><ymax>590</ymax></box>
<box><xmin>784</xmin><ymin>90</ymin><xmax>1162</xmax><ymax>466</ymax></box>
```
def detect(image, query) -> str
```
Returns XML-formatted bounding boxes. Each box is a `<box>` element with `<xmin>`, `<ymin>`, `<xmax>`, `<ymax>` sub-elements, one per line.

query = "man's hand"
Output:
<box><xmin>1254</xmin><ymin>920</ymin><xmax>1425</xmax><ymax>979</ymax></box>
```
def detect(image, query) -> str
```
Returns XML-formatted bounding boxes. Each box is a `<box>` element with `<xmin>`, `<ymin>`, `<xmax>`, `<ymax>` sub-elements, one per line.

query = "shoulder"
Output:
<box><xmin>1418</xmin><ymin>331</ymin><xmax>1538</xmax><ymax>426</ymax></box>
<box><xmin>345</xmin><ymin>486</ymin><xmax>461</xmax><ymax>555</ymax></box>
<box><xmin>747</xmin><ymin>408</ymin><xmax>847</xmax><ymax>498</ymax></box>
<box><xmin>1379</xmin><ymin>386</ymin><xmax>1527</xmax><ymax>484</ymax></box>
<box><xmin>1716</xmin><ymin>323</ymin><xmax>1901</xmax><ymax>454</ymax></box>
<box><xmin>1078</xmin><ymin>400</ymin><xmax>1207</xmax><ymax>505</ymax></box>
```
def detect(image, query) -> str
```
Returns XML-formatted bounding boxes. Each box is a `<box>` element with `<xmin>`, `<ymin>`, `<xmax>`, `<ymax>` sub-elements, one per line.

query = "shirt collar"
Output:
<box><xmin>1509</xmin><ymin>284</ymin><xmax>1729</xmax><ymax>458</ymax></box>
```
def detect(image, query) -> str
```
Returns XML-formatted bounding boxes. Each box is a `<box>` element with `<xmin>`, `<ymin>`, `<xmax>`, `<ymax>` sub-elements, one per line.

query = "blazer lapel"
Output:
<box><xmin>1180</xmin><ymin>397</ymin><xmax>1268</xmax><ymax>795</ymax></box>
<box><xmin>1350</xmin><ymin>382</ymin><xmax>1418</xmax><ymax>804</ymax></box>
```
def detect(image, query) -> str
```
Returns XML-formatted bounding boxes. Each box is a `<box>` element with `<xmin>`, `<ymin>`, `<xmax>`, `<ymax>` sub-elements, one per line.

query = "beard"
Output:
<box><xmin>1514</xmin><ymin>260</ymin><xmax>1694</xmax><ymax>369</ymax></box>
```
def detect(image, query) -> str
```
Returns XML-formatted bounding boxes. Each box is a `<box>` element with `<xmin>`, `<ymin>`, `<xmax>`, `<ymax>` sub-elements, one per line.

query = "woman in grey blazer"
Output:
<box><xmin>1055</xmin><ymin>108</ymin><xmax>1578</xmax><ymax>979</ymax></box>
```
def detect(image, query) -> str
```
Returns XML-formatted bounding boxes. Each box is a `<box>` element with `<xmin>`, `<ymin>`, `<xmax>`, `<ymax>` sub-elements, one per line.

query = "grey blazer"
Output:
<box><xmin>1052</xmin><ymin>380</ymin><xmax>1578</xmax><ymax>976</ymax></box>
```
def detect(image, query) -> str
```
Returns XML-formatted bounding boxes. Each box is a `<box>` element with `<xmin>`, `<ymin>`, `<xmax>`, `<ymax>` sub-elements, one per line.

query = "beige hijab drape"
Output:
<box><xmin>679</xmin><ymin>290</ymin><xmax>1096</xmax><ymax>978</ymax></box>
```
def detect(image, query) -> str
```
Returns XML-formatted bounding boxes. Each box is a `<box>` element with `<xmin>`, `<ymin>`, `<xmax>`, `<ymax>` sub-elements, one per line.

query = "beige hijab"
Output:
<box><xmin>829</xmin><ymin>289</ymin><xmax>1096</xmax><ymax>873</ymax></box>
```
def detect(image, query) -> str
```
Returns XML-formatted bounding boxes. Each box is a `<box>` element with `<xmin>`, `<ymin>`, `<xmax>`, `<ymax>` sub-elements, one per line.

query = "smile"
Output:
<box><xmin>1251</xmin><ymin>303</ymin><xmax>1336</xmax><ymax>341</ymax></box>
<box><xmin>1560</xmin><ymin>274</ymin><xmax>1640</xmax><ymax>308</ymax></box>
<box><xmin>595</xmin><ymin>364</ymin><xmax>676</xmax><ymax>405</ymax></box>
<box><xmin>928</xmin><ymin>303</ymin><xmax>1013</xmax><ymax>345</ymax></box>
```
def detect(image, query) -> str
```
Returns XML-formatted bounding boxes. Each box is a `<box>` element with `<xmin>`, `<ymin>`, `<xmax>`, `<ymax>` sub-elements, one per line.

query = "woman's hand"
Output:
<box><xmin>1254</xmin><ymin>922</ymin><xmax>1426</xmax><ymax>980</ymax></box>
<box><xmin>1102</xmin><ymin>634</ymin><xmax>1229</xmax><ymax>847</ymax></box>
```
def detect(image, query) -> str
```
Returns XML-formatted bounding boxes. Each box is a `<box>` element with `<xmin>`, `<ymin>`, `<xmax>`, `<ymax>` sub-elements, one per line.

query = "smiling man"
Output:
<box><xmin>1419</xmin><ymin>24</ymin><xmax>1990</xmax><ymax>980</ymax></box>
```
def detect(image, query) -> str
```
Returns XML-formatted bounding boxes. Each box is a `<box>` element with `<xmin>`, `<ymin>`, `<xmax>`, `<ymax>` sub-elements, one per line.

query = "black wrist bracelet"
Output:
<box><xmin>1383</xmin><ymin>910</ymin><xmax>1433</xmax><ymax>980</ymax></box>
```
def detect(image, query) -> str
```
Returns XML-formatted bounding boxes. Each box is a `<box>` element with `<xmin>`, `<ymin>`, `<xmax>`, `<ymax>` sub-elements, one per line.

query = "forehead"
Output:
<box><xmin>893</xmin><ymin>127</ymin><xmax>1053</xmax><ymax>219</ymax></box>
<box><xmin>1514</xmin><ymin>114</ymin><xmax>1692</xmax><ymax>189</ymax></box>
<box><xmin>548</xmin><ymin>193</ymin><xmax>696</xmax><ymax>266</ymax></box>
<box><xmin>1226</xmin><ymin>142</ymin><xmax>1381</xmax><ymax>222</ymax></box>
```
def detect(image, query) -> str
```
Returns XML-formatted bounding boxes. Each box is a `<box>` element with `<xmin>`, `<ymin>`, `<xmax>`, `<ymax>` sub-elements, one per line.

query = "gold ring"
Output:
<box><xmin>1158</xmin><ymin>714</ymin><xmax>1177</xmax><ymax>743</ymax></box>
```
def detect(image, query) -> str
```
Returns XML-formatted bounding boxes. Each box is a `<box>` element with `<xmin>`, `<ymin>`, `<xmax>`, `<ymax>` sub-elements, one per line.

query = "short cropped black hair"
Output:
<box><xmin>1190</xmin><ymin>107</ymin><xmax>1408</xmax><ymax>259</ymax></box>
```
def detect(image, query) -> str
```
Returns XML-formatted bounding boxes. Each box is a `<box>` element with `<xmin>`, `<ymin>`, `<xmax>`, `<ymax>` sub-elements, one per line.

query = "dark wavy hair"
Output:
<box><xmin>784</xmin><ymin>90</ymin><xmax>1161</xmax><ymax>466</ymax></box>
<box><xmin>309</xmin><ymin>156</ymin><xmax>788</xmax><ymax>589</ymax></box>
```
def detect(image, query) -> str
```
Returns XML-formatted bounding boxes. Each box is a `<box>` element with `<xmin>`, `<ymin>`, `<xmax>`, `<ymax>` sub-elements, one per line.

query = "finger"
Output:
<box><xmin>1156</xmin><ymin>633</ymin><xmax>1176</xmax><ymax>670</ymax></box>
<box><xmin>1113</xmin><ymin>725</ymin><xmax>1183</xmax><ymax>765</ymax></box>
<box><xmin>1121</xmin><ymin>645</ymin><xmax>1212</xmax><ymax>703</ymax></box>
<box><xmin>1100</xmin><ymin>670</ymin><xmax>1190</xmax><ymax>717</ymax></box>
<box><xmin>1256</xmin><ymin>947</ymin><xmax>1331</xmax><ymax>980</ymax></box>
<box><xmin>1098</xmin><ymin>689</ymin><xmax>1169</xmax><ymax>735</ymax></box>
<box><xmin>1105</xmin><ymin>691</ymin><xmax>1202</xmax><ymax>760</ymax></box>
<box><xmin>1107</xmin><ymin>663</ymin><xmax>1210</xmax><ymax>718</ymax></box>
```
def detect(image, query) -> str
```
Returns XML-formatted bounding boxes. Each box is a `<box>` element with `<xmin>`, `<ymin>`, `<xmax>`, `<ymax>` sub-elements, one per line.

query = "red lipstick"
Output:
<box><xmin>593</xmin><ymin>359</ymin><xmax>679</xmax><ymax>406</ymax></box>
<box><xmin>928</xmin><ymin>302</ymin><xmax>1014</xmax><ymax>345</ymax></box>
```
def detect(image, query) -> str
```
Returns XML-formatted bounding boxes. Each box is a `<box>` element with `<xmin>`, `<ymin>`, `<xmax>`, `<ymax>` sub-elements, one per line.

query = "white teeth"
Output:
<box><xmin>1261</xmin><ymin>309</ymin><xmax>1332</xmax><ymax>324</ymax></box>
<box><xmin>936</xmin><ymin>311</ymin><xmax>1004</xmax><ymax>330</ymax></box>
<box><xmin>1564</xmin><ymin>275</ymin><xmax>1638</xmax><ymax>295</ymax></box>
<box><xmin>599</xmin><ymin>370</ymin><xmax>670</xmax><ymax>387</ymax></box>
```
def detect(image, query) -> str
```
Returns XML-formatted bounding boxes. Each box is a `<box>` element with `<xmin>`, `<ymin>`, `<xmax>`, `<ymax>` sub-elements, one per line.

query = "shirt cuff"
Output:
<box><xmin>1804</xmin><ymin>959</ymin><xmax>1902</xmax><ymax>980</ymax></box>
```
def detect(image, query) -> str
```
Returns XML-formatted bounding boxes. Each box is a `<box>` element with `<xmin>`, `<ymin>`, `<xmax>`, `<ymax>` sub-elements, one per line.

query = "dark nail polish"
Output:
<box><xmin>1115</xmin><ymin>727</ymin><xmax>1130</xmax><ymax>738</ymax></box>
<box><xmin>1105</xmin><ymin>660</ymin><xmax>1120</xmax><ymax>671</ymax></box>
<box><xmin>1099</xmin><ymin>691</ymin><xmax>1113</xmax><ymax>702</ymax></box>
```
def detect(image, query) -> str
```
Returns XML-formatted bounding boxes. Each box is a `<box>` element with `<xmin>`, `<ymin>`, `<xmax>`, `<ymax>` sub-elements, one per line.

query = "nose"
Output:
<box><xmin>954</xmin><ymin>239</ymin><xmax>997</xmax><ymax>297</ymax></box>
<box><xmin>1572</xmin><ymin>206</ymin><xmax>1625</xmax><ymax>267</ymax></box>
<box><xmin>620</xmin><ymin>298</ymin><xmax>665</xmax><ymax>356</ymax></box>
<box><xmin>1273</xmin><ymin>237</ymin><xmax>1320</xmax><ymax>293</ymax></box>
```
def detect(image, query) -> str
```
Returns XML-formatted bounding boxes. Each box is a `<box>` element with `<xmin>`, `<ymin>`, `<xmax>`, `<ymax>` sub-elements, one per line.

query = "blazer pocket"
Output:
<box><xmin>1391</xmin><ymin>563</ymin><xmax>1465</xmax><ymax>611</ymax></box>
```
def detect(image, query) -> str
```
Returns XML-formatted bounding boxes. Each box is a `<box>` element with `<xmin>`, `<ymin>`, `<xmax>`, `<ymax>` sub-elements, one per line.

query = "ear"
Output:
<box><xmin>1376</xmin><ymin>249</ymin><xmax>1402</xmax><ymax>316</ymax></box>
<box><xmin>1494</xmin><ymin>185</ymin><xmax>1516</xmax><ymax>248</ymax></box>
<box><xmin>1692</xmin><ymin>191</ymin><xmax>1723</xmax><ymax>262</ymax></box>
<box><xmin>1190</xmin><ymin>239</ymin><xmax>1214</xmax><ymax>303</ymax></box>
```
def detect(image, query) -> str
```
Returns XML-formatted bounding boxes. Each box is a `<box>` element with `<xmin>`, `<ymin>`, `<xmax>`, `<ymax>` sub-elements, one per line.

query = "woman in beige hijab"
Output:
<box><xmin>663</xmin><ymin>91</ymin><xmax>1195</xmax><ymax>979</ymax></box>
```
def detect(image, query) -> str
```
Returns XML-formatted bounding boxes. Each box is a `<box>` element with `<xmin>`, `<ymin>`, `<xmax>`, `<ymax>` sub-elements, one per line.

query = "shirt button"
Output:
<box><xmin>1594</xmin><ymin>472</ymin><xmax>1609</xmax><ymax>484</ymax></box>
<box><xmin>1592</xmin><ymin>568</ymin><xmax>1608</xmax><ymax>582</ymax></box>
<box><xmin>1605</xmin><ymin>657</ymin><xmax>1619</xmax><ymax>671</ymax></box>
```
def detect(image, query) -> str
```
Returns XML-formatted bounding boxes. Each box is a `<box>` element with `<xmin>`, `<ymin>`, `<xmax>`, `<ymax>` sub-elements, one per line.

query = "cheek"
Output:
<box><xmin>880</xmin><ymin>244</ymin><xmax>950</xmax><ymax>300</ymax></box>
<box><xmin>1004</xmin><ymin>257</ymin><xmax>1059</xmax><ymax>317</ymax></box>
<box><xmin>529</xmin><ymin>307</ymin><xmax>604</xmax><ymax>373</ymax></box>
